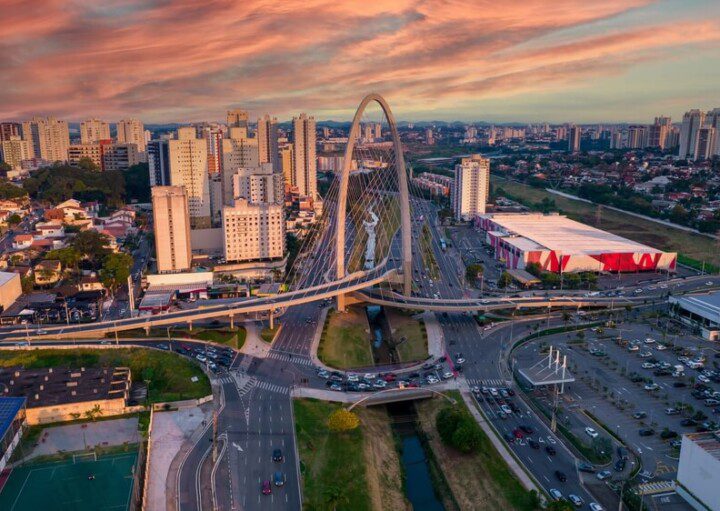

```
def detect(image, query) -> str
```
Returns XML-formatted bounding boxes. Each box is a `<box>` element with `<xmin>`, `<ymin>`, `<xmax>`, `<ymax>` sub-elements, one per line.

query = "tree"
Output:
<box><xmin>436</xmin><ymin>407</ymin><xmax>462</xmax><ymax>444</ymax></box>
<box><xmin>77</xmin><ymin>157</ymin><xmax>99</xmax><ymax>172</ymax></box>
<box><xmin>327</xmin><ymin>408</ymin><xmax>360</xmax><ymax>432</ymax></box>
<box><xmin>46</xmin><ymin>247</ymin><xmax>82</xmax><ymax>271</ymax></box>
<box><xmin>6</xmin><ymin>213</ymin><xmax>21</xmax><ymax>226</ymax></box>
<box><xmin>465</xmin><ymin>263</ymin><xmax>484</xmax><ymax>283</ymax></box>
<box><xmin>100</xmin><ymin>252</ymin><xmax>134</xmax><ymax>292</ymax></box>
<box><xmin>124</xmin><ymin>163</ymin><xmax>151</xmax><ymax>203</ymax></box>
<box><xmin>525</xmin><ymin>262</ymin><xmax>542</xmax><ymax>277</ymax></box>
<box><xmin>72</xmin><ymin>230</ymin><xmax>111</xmax><ymax>262</ymax></box>
<box><xmin>498</xmin><ymin>271</ymin><xmax>512</xmax><ymax>289</ymax></box>
<box><xmin>323</xmin><ymin>485</ymin><xmax>349</xmax><ymax>511</ymax></box>
<box><xmin>0</xmin><ymin>179</ymin><xmax>28</xmax><ymax>200</ymax></box>
<box><xmin>451</xmin><ymin>420</ymin><xmax>483</xmax><ymax>453</ymax></box>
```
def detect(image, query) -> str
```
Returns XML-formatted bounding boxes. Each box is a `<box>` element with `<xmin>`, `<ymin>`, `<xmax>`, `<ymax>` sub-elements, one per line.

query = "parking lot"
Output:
<box><xmin>517</xmin><ymin>318</ymin><xmax>720</xmax><ymax>484</ymax></box>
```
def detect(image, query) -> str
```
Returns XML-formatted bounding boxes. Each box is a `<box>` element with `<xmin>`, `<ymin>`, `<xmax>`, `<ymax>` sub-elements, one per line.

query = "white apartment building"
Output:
<box><xmin>116</xmin><ymin>119</ymin><xmax>146</xmax><ymax>153</ymax></box>
<box><xmin>152</xmin><ymin>186</ymin><xmax>193</xmax><ymax>273</ymax></box>
<box><xmin>169</xmin><ymin>127</ymin><xmax>211</xmax><ymax>229</ymax></box>
<box><xmin>222</xmin><ymin>129</ymin><xmax>259</xmax><ymax>205</ymax></box>
<box><xmin>292</xmin><ymin>113</ymin><xmax>317</xmax><ymax>198</ymax></box>
<box><xmin>21</xmin><ymin>116</ymin><xmax>69</xmax><ymax>162</ymax></box>
<box><xmin>231</xmin><ymin>163</ymin><xmax>284</xmax><ymax>205</ymax></box>
<box><xmin>452</xmin><ymin>154</ymin><xmax>490</xmax><ymax>221</ymax></box>
<box><xmin>222</xmin><ymin>199</ymin><xmax>285</xmax><ymax>263</ymax></box>
<box><xmin>80</xmin><ymin>119</ymin><xmax>111</xmax><ymax>144</ymax></box>
<box><xmin>0</xmin><ymin>137</ymin><xmax>32</xmax><ymax>171</ymax></box>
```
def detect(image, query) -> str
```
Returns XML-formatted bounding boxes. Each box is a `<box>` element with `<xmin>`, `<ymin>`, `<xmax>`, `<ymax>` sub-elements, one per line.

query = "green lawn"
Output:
<box><xmin>494</xmin><ymin>176</ymin><xmax>720</xmax><ymax>268</ymax></box>
<box><xmin>260</xmin><ymin>326</ymin><xmax>280</xmax><ymax>343</ymax></box>
<box><xmin>0</xmin><ymin>348</ymin><xmax>211</xmax><ymax>403</ymax></box>
<box><xmin>415</xmin><ymin>391</ymin><xmax>540</xmax><ymax>511</ymax></box>
<box><xmin>317</xmin><ymin>306</ymin><xmax>373</xmax><ymax>369</ymax></box>
<box><xmin>294</xmin><ymin>399</ymin><xmax>370</xmax><ymax>511</ymax></box>
<box><xmin>386</xmin><ymin>309</ymin><xmax>428</xmax><ymax>362</ymax></box>
<box><xmin>420</xmin><ymin>224</ymin><xmax>440</xmax><ymax>279</ymax></box>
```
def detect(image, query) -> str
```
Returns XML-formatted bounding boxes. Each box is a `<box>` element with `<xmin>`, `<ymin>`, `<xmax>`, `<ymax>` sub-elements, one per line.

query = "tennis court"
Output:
<box><xmin>0</xmin><ymin>451</ymin><xmax>138</xmax><ymax>511</ymax></box>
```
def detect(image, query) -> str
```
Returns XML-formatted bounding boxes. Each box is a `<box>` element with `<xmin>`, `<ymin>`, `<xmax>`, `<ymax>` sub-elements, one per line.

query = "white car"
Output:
<box><xmin>644</xmin><ymin>383</ymin><xmax>659</xmax><ymax>391</ymax></box>
<box><xmin>656</xmin><ymin>344</ymin><xmax>667</xmax><ymax>351</ymax></box>
<box><xmin>698</xmin><ymin>374</ymin><xmax>711</xmax><ymax>383</ymax></box>
<box><xmin>442</xmin><ymin>371</ymin><xmax>454</xmax><ymax>380</ymax></box>
<box><xmin>426</xmin><ymin>376</ymin><xmax>439</xmax><ymax>384</ymax></box>
<box><xmin>706</xmin><ymin>281</ymin><xmax>713</xmax><ymax>286</ymax></box>
<box><xmin>644</xmin><ymin>338</ymin><xmax>656</xmax><ymax>344</ymax></box>
<box><xmin>500</xmin><ymin>404</ymin><xmax>512</xmax><ymax>415</ymax></box>
<box><xmin>489</xmin><ymin>388</ymin><xmax>499</xmax><ymax>397</ymax></box>
<box><xmin>347</xmin><ymin>374</ymin><xmax>359</xmax><ymax>382</ymax></box>
<box><xmin>568</xmin><ymin>494</ymin><xmax>584</xmax><ymax>507</ymax></box>
<box><xmin>642</xmin><ymin>362</ymin><xmax>656</xmax><ymax>369</ymax></box>
<box><xmin>364</xmin><ymin>373</ymin><xmax>377</xmax><ymax>380</ymax></box>
<box><xmin>549</xmin><ymin>489</ymin><xmax>563</xmax><ymax>501</ymax></box>
<box><xmin>589</xmin><ymin>503</ymin><xmax>604</xmax><ymax>511</ymax></box>
<box><xmin>585</xmin><ymin>427</ymin><xmax>599</xmax><ymax>438</ymax></box>
<box><xmin>596</xmin><ymin>470</ymin><xmax>612</xmax><ymax>480</ymax></box>
<box><xmin>627</xmin><ymin>345</ymin><xmax>639</xmax><ymax>352</ymax></box>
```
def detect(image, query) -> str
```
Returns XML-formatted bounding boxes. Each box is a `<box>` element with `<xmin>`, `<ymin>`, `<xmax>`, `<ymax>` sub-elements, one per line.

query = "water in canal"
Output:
<box><xmin>365</xmin><ymin>305</ymin><xmax>398</xmax><ymax>365</ymax></box>
<box><xmin>387</xmin><ymin>401</ymin><xmax>445</xmax><ymax>511</ymax></box>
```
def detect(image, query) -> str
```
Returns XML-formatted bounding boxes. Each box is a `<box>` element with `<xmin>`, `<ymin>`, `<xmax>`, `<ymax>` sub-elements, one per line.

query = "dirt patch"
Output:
<box><xmin>360</xmin><ymin>407</ymin><xmax>410</xmax><ymax>511</ymax></box>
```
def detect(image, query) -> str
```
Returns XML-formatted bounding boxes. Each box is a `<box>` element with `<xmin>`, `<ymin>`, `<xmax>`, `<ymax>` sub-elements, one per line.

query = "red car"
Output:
<box><xmin>383</xmin><ymin>373</ymin><xmax>397</xmax><ymax>382</ymax></box>
<box><xmin>513</xmin><ymin>429</ymin><xmax>524</xmax><ymax>439</ymax></box>
<box><xmin>262</xmin><ymin>480</ymin><xmax>272</xmax><ymax>495</ymax></box>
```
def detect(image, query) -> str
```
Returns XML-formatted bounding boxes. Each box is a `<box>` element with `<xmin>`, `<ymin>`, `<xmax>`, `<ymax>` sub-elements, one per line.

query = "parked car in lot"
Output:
<box><xmin>639</xmin><ymin>428</ymin><xmax>655</xmax><ymax>436</ymax></box>
<box><xmin>585</xmin><ymin>427</ymin><xmax>599</xmax><ymax>438</ymax></box>
<box><xmin>589</xmin><ymin>503</ymin><xmax>605</xmax><ymax>511</ymax></box>
<box><xmin>632</xmin><ymin>411</ymin><xmax>647</xmax><ymax>419</ymax></box>
<box><xmin>596</xmin><ymin>470</ymin><xmax>612</xmax><ymax>480</ymax></box>
<box><xmin>578</xmin><ymin>462</ymin><xmax>596</xmax><ymax>473</ymax></box>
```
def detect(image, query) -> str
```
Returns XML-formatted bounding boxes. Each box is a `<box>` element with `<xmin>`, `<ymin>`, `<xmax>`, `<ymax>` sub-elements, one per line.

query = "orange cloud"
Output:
<box><xmin>0</xmin><ymin>0</ymin><xmax>717</xmax><ymax>121</ymax></box>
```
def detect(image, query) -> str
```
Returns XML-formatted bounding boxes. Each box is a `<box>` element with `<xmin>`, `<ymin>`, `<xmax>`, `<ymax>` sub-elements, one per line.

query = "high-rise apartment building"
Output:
<box><xmin>568</xmin><ymin>125</ymin><xmax>581</xmax><ymax>152</ymax></box>
<box><xmin>169</xmin><ymin>127</ymin><xmax>210</xmax><ymax>229</ymax></box>
<box><xmin>695</xmin><ymin>127</ymin><xmax>716</xmax><ymax>160</ymax></box>
<box><xmin>222</xmin><ymin>129</ymin><xmax>259</xmax><ymax>205</ymax></box>
<box><xmin>221</xmin><ymin>199</ymin><xmax>285</xmax><ymax>263</ymax></box>
<box><xmin>103</xmin><ymin>143</ymin><xmax>140</xmax><ymax>172</ymax></box>
<box><xmin>68</xmin><ymin>143</ymin><xmax>106</xmax><ymax>169</ymax></box>
<box><xmin>627</xmin><ymin>125</ymin><xmax>647</xmax><ymax>149</ymax></box>
<box><xmin>80</xmin><ymin>119</ymin><xmax>111</xmax><ymax>144</ymax></box>
<box><xmin>292</xmin><ymin>114</ymin><xmax>317</xmax><ymax>198</ymax></box>
<box><xmin>231</xmin><ymin>163</ymin><xmax>284</xmax><ymax>205</ymax></box>
<box><xmin>0</xmin><ymin>137</ymin><xmax>32</xmax><ymax>171</ymax></box>
<box><xmin>200</xmin><ymin>126</ymin><xmax>225</xmax><ymax>226</ymax></box>
<box><xmin>227</xmin><ymin>109</ymin><xmax>248</xmax><ymax>129</ymax></box>
<box><xmin>707</xmin><ymin>108</ymin><xmax>720</xmax><ymax>156</ymax></box>
<box><xmin>279</xmin><ymin>144</ymin><xmax>294</xmax><ymax>187</ymax></box>
<box><xmin>116</xmin><ymin>119</ymin><xmax>146</xmax><ymax>153</ymax></box>
<box><xmin>152</xmin><ymin>186</ymin><xmax>192</xmax><ymax>273</ymax></box>
<box><xmin>21</xmin><ymin>117</ymin><xmax>69</xmax><ymax>162</ymax></box>
<box><xmin>648</xmin><ymin>116</ymin><xmax>671</xmax><ymax>150</ymax></box>
<box><xmin>147</xmin><ymin>140</ymin><xmax>171</xmax><ymax>187</ymax></box>
<box><xmin>257</xmin><ymin>115</ymin><xmax>279</xmax><ymax>171</ymax></box>
<box><xmin>678</xmin><ymin>110</ymin><xmax>705</xmax><ymax>159</ymax></box>
<box><xmin>452</xmin><ymin>154</ymin><xmax>490</xmax><ymax>221</ymax></box>
<box><xmin>0</xmin><ymin>123</ymin><xmax>22</xmax><ymax>142</ymax></box>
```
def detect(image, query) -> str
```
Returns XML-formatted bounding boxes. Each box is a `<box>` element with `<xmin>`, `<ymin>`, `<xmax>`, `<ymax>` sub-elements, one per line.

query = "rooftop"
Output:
<box><xmin>0</xmin><ymin>272</ymin><xmax>18</xmax><ymax>287</ymax></box>
<box><xmin>672</xmin><ymin>291</ymin><xmax>720</xmax><ymax>317</ymax></box>
<box><xmin>0</xmin><ymin>396</ymin><xmax>25</xmax><ymax>436</ymax></box>
<box><xmin>684</xmin><ymin>430</ymin><xmax>720</xmax><ymax>462</ymax></box>
<box><xmin>0</xmin><ymin>367</ymin><xmax>130</xmax><ymax>408</ymax></box>
<box><xmin>482</xmin><ymin>213</ymin><xmax>664</xmax><ymax>255</ymax></box>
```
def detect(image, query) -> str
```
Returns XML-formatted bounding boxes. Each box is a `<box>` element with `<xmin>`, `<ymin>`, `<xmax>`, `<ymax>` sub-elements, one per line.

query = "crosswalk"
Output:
<box><xmin>267</xmin><ymin>350</ymin><xmax>314</xmax><ymax>367</ymax></box>
<box><xmin>467</xmin><ymin>378</ymin><xmax>511</xmax><ymax>388</ymax></box>
<box><xmin>255</xmin><ymin>380</ymin><xmax>289</xmax><ymax>395</ymax></box>
<box><xmin>217</xmin><ymin>375</ymin><xmax>236</xmax><ymax>385</ymax></box>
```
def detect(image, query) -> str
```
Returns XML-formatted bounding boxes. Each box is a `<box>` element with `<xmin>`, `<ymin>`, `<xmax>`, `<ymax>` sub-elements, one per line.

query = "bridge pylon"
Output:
<box><xmin>335</xmin><ymin>93</ymin><xmax>412</xmax><ymax>311</ymax></box>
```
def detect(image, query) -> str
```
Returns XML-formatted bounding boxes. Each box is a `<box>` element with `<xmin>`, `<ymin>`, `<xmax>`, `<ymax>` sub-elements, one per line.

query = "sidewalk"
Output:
<box><xmin>240</xmin><ymin>321</ymin><xmax>271</xmax><ymax>359</ymax></box>
<box><xmin>423</xmin><ymin>311</ymin><xmax>444</xmax><ymax>359</ymax></box>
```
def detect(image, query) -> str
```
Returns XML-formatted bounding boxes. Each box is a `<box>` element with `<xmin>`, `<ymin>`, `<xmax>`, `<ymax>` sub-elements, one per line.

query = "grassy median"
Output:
<box><xmin>293</xmin><ymin>398</ymin><xmax>408</xmax><ymax>511</ymax></box>
<box><xmin>415</xmin><ymin>391</ymin><xmax>540</xmax><ymax>511</ymax></box>
<box><xmin>386</xmin><ymin>309</ymin><xmax>428</xmax><ymax>362</ymax></box>
<box><xmin>318</xmin><ymin>306</ymin><xmax>373</xmax><ymax>369</ymax></box>
<box><xmin>0</xmin><ymin>348</ymin><xmax>211</xmax><ymax>403</ymax></box>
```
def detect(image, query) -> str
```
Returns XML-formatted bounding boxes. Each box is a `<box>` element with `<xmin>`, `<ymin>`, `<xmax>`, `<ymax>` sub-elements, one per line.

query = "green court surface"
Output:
<box><xmin>0</xmin><ymin>452</ymin><xmax>138</xmax><ymax>511</ymax></box>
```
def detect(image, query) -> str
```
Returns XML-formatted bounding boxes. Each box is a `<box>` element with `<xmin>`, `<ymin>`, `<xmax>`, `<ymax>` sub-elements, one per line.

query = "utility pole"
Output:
<box><xmin>212</xmin><ymin>411</ymin><xmax>219</xmax><ymax>462</ymax></box>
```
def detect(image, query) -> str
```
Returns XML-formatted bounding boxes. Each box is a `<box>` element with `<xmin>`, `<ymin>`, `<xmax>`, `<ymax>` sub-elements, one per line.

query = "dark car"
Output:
<box><xmin>519</xmin><ymin>425</ymin><xmax>534</xmax><ymax>435</ymax></box>
<box><xmin>614</xmin><ymin>458</ymin><xmax>626</xmax><ymax>472</ymax></box>
<box><xmin>503</xmin><ymin>432</ymin><xmax>515</xmax><ymax>443</ymax></box>
<box><xmin>555</xmin><ymin>470</ymin><xmax>567</xmax><ymax>482</ymax></box>
<box><xmin>660</xmin><ymin>429</ymin><xmax>678</xmax><ymax>440</ymax></box>
<box><xmin>272</xmin><ymin>449</ymin><xmax>283</xmax><ymax>462</ymax></box>
<box><xmin>528</xmin><ymin>439</ymin><xmax>540</xmax><ymax>449</ymax></box>
<box><xmin>639</xmin><ymin>428</ymin><xmax>655</xmax><ymax>436</ymax></box>
<box><xmin>617</xmin><ymin>446</ymin><xmax>628</xmax><ymax>460</ymax></box>
<box><xmin>681</xmin><ymin>418</ymin><xmax>697</xmax><ymax>427</ymax></box>
<box><xmin>545</xmin><ymin>445</ymin><xmax>556</xmax><ymax>455</ymax></box>
<box><xmin>673</xmin><ymin>382</ymin><xmax>687</xmax><ymax>388</ymax></box>
<box><xmin>262</xmin><ymin>480</ymin><xmax>272</xmax><ymax>495</ymax></box>
<box><xmin>513</xmin><ymin>429</ymin><xmax>524</xmax><ymax>439</ymax></box>
<box><xmin>273</xmin><ymin>471</ymin><xmax>285</xmax><ymax>487</ymax></box>
<box><xmin>577</xmin><ymin>462</ymin><xmax>596</xmax><ymax>473</ymax></box>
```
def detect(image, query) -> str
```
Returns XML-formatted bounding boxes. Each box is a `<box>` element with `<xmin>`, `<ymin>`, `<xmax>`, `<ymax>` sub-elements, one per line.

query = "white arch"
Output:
<box><xmin>335</xmin><ymin>93</ymin><xmax>412</xmax><ymax>309</ymax></box>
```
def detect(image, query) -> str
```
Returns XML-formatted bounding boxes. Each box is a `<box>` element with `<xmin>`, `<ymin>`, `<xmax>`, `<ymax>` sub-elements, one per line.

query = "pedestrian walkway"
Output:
<box><xmin>267</xmin><ymin>350</ymin><xmax>314</xmax><ymax>367</ymax></box>
<box><xmin>466</xmin><ymin>378</ymin><xmax>512</xmax><ymax>388</ymax></box>
<box><xmin>239</xmin><ymin>321</ymin><xmax>271</xmax><ymax>359</ymax></box>
<box><xmin>255</xmin><ymin>380</ymin><xmax>289</xmax><ymax>395</ymax></box>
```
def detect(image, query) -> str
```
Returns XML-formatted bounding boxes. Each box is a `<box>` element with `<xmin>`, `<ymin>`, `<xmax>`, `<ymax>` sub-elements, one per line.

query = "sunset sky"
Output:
<box><xmin>2</xmin><ymin>0</ymin><xmax>720</xmax><ymax>123</ymax></box>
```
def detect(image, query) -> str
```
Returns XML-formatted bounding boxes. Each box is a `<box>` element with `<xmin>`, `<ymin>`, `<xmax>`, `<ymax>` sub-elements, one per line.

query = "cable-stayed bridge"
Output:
<box><xmin>0</xmin><ymin>94</ymin><xmax>641</xmax><ymax>341</ymax></box>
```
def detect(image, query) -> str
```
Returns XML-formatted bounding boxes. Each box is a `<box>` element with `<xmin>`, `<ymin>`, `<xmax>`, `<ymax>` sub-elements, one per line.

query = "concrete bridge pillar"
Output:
<box><xmin>229</xmin><ymin>315</ymin><xmax>234</xmax><ymax>330</ymax></box>
<box><xmin>269</xmin><ymin>310</ymin><xmax>274</xmax><ymax>330</ymax></box>
<box><xmin>188</xmin><ymin>320</ymin><xmax>193</xmax><ymax>332</ymax></box>
<box><xmin>336</xmin><ymin>293</ymin><xmax>346</xmax><ymax>312</ymax></box>
<box><xmin>144</xmin><ymin>325</ymin><xmax>150</xmax><ymax>335</ymax></box>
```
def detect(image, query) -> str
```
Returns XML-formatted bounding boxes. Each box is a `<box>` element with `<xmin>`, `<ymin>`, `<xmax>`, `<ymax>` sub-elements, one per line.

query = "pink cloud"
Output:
<box><xmin>0</xmin><ymin>0</ymin><xmax>717</xmax><ymax>122</ymax></box>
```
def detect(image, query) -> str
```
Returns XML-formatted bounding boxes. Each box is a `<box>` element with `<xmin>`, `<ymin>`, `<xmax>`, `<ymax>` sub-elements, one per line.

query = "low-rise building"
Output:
<box><xmin>676</xmin><ymin>431</ymin><xmax>720</xmax><ymax>511</ymax></box>
<box><xmin>670</xmin><ymin>291</ymin><xmax>720</xmax><ymax>340</ymax></box>
<box><xmin>0</xmin><ymin>367</ymin><xmax>132</xmax><ymax>425</ymax></box>
<box><xmin>0</xmin><ymin>397</ymin><xmax>26</xmax><ymax>473</ymax></box>
<box><xmin>0</xmin><ymin>272</ymin><xmax>22</xmax><ymax>313</ymax></box>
